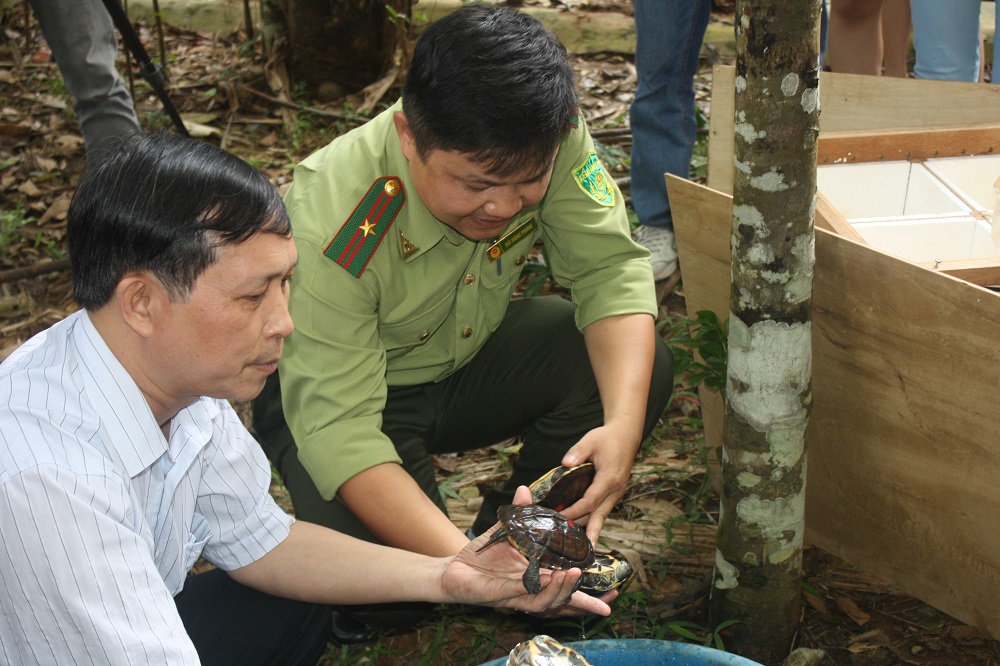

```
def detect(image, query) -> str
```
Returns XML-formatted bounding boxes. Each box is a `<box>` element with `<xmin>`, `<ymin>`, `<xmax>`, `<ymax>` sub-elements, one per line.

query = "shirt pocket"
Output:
<box><xmin>183</xmin><ymin>512</ymin><xmax>214</xmax><ymax>571</ymax></box>
<box><xmin>479</xmin><ymin>222</ymin><xmax>542</xmax><ymax>330</ymax></box>
<box><xmin>380</xmin><ymin>288</ymin><xmax>456</xmax><ymax>360</ymax></box>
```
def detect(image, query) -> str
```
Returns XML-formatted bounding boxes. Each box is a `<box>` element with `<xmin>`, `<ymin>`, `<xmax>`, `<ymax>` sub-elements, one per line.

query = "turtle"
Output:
<box><xmin>506</xmin><ymin>634</ymin><xmax>592</xmax><ymax>666</ymax></box>
<box><xmin>529</xmin><ymin>462</ymin><xmax>595</xmax><ymax>511</ymax></box>
<box><xmin>477</xmin><ymin>504</ymin><xmax>595</xmax><ymax>594</ymax></box>
<box><xmin>578</xmin><ymin>552</ymin><xmax>635</xmax><ymax>595</ymax></box>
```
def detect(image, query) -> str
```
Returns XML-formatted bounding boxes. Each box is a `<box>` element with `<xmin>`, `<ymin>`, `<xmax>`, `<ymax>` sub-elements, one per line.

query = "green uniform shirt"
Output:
<box><xmin>281</xmin><ymin>100</ymin><xmax>657</xmax><ymax>500</ymax></box>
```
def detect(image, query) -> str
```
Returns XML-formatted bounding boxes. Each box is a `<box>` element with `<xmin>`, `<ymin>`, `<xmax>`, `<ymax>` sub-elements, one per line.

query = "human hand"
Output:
<box><xmin>441</xmin><ymin>486</ymin><xmax>613</xmax><ymax>617</ymax></box>
<box><xmin>558</xmin><ymin>425</ymin><xmax>639</xmax><ymax>544</ymax></box>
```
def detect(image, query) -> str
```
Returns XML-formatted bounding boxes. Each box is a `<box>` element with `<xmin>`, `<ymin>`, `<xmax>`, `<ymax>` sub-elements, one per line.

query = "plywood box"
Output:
<box><xmin>671</xmin><ymin>66</ymin><xmax>1000</xmax><ymax>637</ymax></box>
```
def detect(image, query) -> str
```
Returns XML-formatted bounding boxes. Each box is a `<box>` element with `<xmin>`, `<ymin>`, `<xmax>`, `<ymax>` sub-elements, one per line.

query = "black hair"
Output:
<box><xmin>402</xmin><ymin>3</ymin><xmax>578</xmax><ymax>177</ymax></box>
<box><xmin>68</xmin><ymin>132</ymin><xmax>290</xmax><ymax>310</ymax></box>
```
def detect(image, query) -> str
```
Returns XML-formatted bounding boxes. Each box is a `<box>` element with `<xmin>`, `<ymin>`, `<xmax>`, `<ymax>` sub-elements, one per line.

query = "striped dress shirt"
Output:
<box><xmin>0</xmin><ymin>310</ymin><xmax>294</xmax><ymax>664</ymax></box>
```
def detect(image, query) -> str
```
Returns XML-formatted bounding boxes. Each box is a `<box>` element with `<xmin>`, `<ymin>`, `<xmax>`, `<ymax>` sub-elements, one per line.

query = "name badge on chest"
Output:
<box><xmin>485</xmin><ymin>217</ymin><xmax>538</xmax><ymax>264</ymax></box>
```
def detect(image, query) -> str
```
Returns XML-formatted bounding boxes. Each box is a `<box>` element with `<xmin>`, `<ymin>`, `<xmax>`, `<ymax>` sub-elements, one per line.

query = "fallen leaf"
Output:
<box><xmin>37</xmin><ymin>94</ymin><xmax>67</xmax><ymax>110</ymax></box>
<box><xmin>846</xmin><ymin>642</ymin><xmax>880</xmax><ymax>654</ymax></box>
<box><xmin>37</xmin><ymin>193</ymin><xmax>72</xmax><ymax>225</ymax></box>
<box><xmin>18</xmin><ymin>180</ymin><xmax>43</xmax><ymax>197</ymax></box>
<box><xmin>182</xmin><ymin>120</ymin><xmax>222</xmax><ymax>138</ymax></box>
<box><xmin>835</xmin><ymin>596</ymin><xmax>871</xmax><ymax>626</ymax></box>
<box><xmin>802</xmin><ymin>589</ymin><xmax>828</xmax><ymax>615</ymax></box>
<box><xmin>33</xmin><ymin>155</ymin><xmax>57</xmax><ymax>173</ymax></box>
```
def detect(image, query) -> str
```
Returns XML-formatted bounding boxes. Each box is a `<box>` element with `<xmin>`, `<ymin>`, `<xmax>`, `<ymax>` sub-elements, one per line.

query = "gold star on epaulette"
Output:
<box><xmin>399</xmin><ymin>229</ymin><xmax>419</xmax><ymax>259</ymax></box>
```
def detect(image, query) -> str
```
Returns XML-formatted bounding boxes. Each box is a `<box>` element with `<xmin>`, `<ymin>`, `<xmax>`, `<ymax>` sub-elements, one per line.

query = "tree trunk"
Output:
<box><xmin>709</xmin><ymin>1</ymin><xmax>821</xmax><ymax>663</ymax></box>
<box><xmin>283</xmin><ymin>0</ymin><xmax>411</xmax><ymax>98</ymax></box>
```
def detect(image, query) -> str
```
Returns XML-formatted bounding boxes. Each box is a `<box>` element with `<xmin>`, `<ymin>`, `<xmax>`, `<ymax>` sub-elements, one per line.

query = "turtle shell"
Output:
<box><xmin>506</xmin><ymin>634</ymin><xmax>592</xmax><ymax>666</ymax></box>
<box><xmin>578</xmin><ymin>552</ymin><xmax>635</xmax><ymax>594</ymax></box>
<box><xmin>478</xmin><ymin>504</ymin><xmax>595</xmax><ymax>594</ymax></box>
<box><xmin>529</xmin><ymin>462</ymin><xmax>595</xmax><ymax>512</ymax></box>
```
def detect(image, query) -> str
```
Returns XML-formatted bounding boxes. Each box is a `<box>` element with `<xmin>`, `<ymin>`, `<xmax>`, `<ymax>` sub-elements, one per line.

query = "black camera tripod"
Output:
<box><xmin>99</xmin><ymin>0</ymin><xmax>189</xmax><ymax>136</ymax></box>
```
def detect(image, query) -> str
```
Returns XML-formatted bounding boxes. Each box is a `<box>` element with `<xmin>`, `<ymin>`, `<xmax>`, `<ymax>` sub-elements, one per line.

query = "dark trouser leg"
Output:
<box><xmin>419</xmin><ymin>296</ymin><xmax>673</xmax><ymax>535</ymax></box>
<box><xmin>174</xmin><ymin>568</ymin><xmax>330</xmax><ymax>666</ymax></box>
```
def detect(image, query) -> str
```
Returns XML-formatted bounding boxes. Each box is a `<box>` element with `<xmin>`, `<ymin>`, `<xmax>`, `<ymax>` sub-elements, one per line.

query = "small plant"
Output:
<box><xmin>519</xmin><ymin>243</ymin><xmax>554</xmax><ymax>297</ymax></box>
<box><xmin>664</xmin><ymin>310</ymin><xmax>728</xmax><ymax>394</ymax></box>
<box><xmin>689</xmin><ymin>107</ymin><xmax>710</xmax><ymax>182</ymax></box>
<box><xmin>1</xmin><ymin>206</ymin><xmax>35</xmax><ymax>250</ymax></box>
<box><xmin>662</xmin><ymin>619</ymin><xmax>743</xmax><ymax>651</ymax></box>
<box><xmin>437</xmin><ymin>473</ymin><xmax>466</xmax><ymax>503</ymax></box>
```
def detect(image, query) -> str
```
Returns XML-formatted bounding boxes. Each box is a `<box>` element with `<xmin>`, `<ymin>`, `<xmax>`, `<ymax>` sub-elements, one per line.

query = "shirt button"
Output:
<box><xmin>464</xmin><ymin>274</ymin><xmax>476</xmax><ymax>284</ymax></box>
<box><xmin>419</xmin><ymin>330</ymin><xmax>430</xmax><ymax>341</ymax></box>
<box><xmin>462</xmin><ymin>327</ymin><xmax>473</xmax><ymax>338</ymax></box>
<box><xmin>514</xmin><ymin>256</ymin><xmax>525</xmax><ymax>266</ymax></box>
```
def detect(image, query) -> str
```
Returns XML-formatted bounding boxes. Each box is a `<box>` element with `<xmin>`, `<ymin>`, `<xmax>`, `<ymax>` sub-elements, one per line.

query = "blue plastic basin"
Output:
<box><xmin>479</xmin><ymin>638</ymin><xmax>763</xmax><ymax>665</ymax></box>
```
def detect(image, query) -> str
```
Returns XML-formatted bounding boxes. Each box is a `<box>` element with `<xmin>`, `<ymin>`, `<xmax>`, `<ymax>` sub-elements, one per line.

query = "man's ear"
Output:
<box><xmin>393</xmin><ymin>111</ymin><xmax>417</xmax><ymax>162</ymax></box>
<box><xmin>116</xmin><ymin>272</ymin><xmax>164</xmax><ymax>337</ymax></box>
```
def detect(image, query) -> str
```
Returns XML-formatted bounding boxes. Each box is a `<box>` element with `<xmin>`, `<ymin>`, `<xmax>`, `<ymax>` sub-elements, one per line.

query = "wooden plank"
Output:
<box><xmin>707</xmin><ymin>66</ymin><xmax>737</xmax><ymax>195</ymax></box>
<box><xmin>815</xmin><ymin>191</ymin><xmax>864</xmax><ymax>242</ymax></box>
<box><xmin>818</xmin><ymin>124</ymin><xmax>1000</xmax><ymax>166</ymax></box>
<box><xmin>707</xmin><ymin>65</ymin><xmax>1000</xmax><ymax>194</ymax></box>
<box><xmin>818</xmin><ymin>72</ymin><xmax>1000</xmax><ymax>132</ymax></box>
<box><xmin>670</xmin><ymin>175</ymin><xmax>1000</xmax><ymax>639</ymax></box>
<box><xmin>919</xmin><ymin>258</ymin><xmax>1000</xmax><ymax>287</ymax></box>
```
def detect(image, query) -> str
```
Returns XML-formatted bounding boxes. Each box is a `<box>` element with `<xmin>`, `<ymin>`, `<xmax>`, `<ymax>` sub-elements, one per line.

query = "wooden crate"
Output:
<box><xmin>671</xmin><ymin>66</ymin><xmax>1000</xmax><ymax>637</ymax></box>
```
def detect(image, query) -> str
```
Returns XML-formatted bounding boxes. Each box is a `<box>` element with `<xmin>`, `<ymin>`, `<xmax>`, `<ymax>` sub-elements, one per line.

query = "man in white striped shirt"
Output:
<box><xmin>0</xmin><ymin>133</ymin><xmax>612</xmax><ymax>665</ymax></box>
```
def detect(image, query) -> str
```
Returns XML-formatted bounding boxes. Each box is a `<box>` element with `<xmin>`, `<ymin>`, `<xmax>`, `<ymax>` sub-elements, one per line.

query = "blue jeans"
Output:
<box><xmin>910</xmin><ymin>0</ymin><xmax>982</xmax><ymax>82</ymax></box>
<box><xmin>629</xmin><ymin>0</ymin><xmax>711</xmax><ymax>231</ymax></box>
<box><xmin>28</xmin><ymin>0</ymin><xmax>140</xmax><ymax>162</ymax></box>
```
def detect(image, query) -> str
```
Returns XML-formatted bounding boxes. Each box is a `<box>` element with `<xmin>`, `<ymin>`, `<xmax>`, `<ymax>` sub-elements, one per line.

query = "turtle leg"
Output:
<box><xmin>522</xmin><ymin>559</ymin><xmax>543</xmax><ymax>594</ymax></box>
<box><xmin>474</xmin><ymin>529</ymin><xmax>509</xmax><ymax>553</ymax></box>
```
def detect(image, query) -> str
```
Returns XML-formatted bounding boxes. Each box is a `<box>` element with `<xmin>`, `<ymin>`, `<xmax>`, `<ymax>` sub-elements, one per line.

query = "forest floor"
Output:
<box><xmin>1</xmin><ymin>1</ymin><xmax>999</xmax><ymax>665</ymax></box>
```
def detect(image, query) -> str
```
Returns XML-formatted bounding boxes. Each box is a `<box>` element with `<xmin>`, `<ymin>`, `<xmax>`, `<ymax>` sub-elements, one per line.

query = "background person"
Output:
<box><xmin>27</xmin><ymin>0</ymin><xmax>141</xmax><ymax>164</ymax></box>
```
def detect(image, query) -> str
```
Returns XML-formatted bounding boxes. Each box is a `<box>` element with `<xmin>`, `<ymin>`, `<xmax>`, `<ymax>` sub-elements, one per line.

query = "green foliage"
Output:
<box><xmin>664</xmin><ymin>310</ymin><xmax>728</xmax><ymax>394</ymax></box>
<box><xmin>437</xmin><ymin>473</ymin><xmax>465</xmax><ymax>503</ymax></box>
<box><xmin>664</xmin><ymin>619</ymin><xmax>743</xmax><ymax>651</ymax></box>
<box><xmin>593</xmin><ymin>138</ymin><xmax>629</xmax><ymax>174</ymax></box>
<box><xmin>1</xmin><ymin>206</ymin><xmax>31</xmax><ymax>248</ymax></box>
<box><xmin>689</xmin><ymin>107</ymin><xmax>709</xmax><ymax>182</ymax></box>
<box><xmin>519</xmin><ymin>243</ymin><xmax>554</xmax><ymax>297</ymax></box>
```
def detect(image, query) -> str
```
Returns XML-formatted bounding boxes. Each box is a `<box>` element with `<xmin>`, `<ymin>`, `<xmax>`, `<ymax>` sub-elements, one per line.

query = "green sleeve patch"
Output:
<box><xmin>572</xmin><ymin>151</ymin><xmax>615</xmax><ymax>207</ymax></box>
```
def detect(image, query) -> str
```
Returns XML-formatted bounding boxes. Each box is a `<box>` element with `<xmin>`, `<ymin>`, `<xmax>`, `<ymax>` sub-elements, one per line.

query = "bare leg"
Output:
<box><xmin>881</xmin><ymin>0</ymin><xmax>912</xmax><ymax>77</ymax></box>
<box><xmin>828</xmin><ymin>0</ymin><xmax>887</xmax><ymax>75</ymax></box>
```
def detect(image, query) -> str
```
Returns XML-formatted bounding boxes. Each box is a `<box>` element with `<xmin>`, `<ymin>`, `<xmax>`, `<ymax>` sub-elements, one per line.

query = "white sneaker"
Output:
<box><xmin>632</xmin><ymin>224</ymin><xmax>678</xmax><ymax>280</ymax></box>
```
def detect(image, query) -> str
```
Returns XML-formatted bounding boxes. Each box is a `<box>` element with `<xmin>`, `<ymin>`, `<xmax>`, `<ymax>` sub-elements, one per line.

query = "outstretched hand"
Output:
<box><xmin>441</xmin><ymin>486</ymin><xmax>614</xmax><ymax>617</ymax></box>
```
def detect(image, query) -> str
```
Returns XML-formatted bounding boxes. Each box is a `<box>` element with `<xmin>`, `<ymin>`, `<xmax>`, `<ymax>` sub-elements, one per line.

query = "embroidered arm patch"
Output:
<box><xmin>572</xmin><ymin>152</ymin><xmax>615</xmax><ymax>207</ymax></box>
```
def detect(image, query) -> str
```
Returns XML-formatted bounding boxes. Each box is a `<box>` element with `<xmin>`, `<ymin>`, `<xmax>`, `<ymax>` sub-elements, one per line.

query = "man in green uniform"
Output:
<box><xmin>252</xmin><ymin>3</ymin><xmax>674</xmax><ymax>618</ymax></box>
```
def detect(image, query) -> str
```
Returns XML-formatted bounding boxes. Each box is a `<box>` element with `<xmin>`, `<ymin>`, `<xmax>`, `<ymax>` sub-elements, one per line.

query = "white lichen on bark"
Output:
<box><xmin>715</xmin><ymin>547</ymin><xmax>740</xmax><ymax>589</ymax></box>
<box><xmin>800</xmin><ymin>87</ymin><xmax>820</xmax><ymax>113</ymax></box>
<box><xmin>780</xmin><ymin>73</ymin><xmax>800</xmax><ymax>96</ymax></box>
<box><xmin>735</xmin><ymin>476</ymin><xmax>807</xmax><ymax>565</ymax></box>
<box><xmin>735</xmin><ymin>111</ymin><xmax>766</xmax><ymax>143</ymax></box>
<box><xmin>726</xmin><ymin>316</ymin><xmax>811</xmax><ymax>433</ymax></box>
<box><xmin>749</xmin><ymin>168</ymin><xmax>790</xmax><ymax>192</ymax></box>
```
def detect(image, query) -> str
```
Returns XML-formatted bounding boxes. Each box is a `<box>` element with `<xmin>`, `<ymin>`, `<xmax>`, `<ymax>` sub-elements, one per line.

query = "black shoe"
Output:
<box><xmin>330</xmin><ymin>608</ymin><xmax>375</xmax><ymax>646</ymax></box>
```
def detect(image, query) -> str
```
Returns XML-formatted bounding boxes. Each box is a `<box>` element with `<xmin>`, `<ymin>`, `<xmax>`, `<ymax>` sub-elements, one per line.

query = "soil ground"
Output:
<box><xmin>1</xmin><ymin>2</ymin><xmax>998</xmax><ymax>665</ymax></box>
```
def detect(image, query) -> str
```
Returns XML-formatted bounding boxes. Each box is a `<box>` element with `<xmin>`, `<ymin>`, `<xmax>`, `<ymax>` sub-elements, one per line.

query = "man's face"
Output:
<box><xmin>151</xmin><ymin>231</ymin><xmax>297</xmax><ymax>406</ymax></box>
<box><xmin>394</xmin><ymin>112</ymin><xmax>556</xmax><ymax>242</ymax></box>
